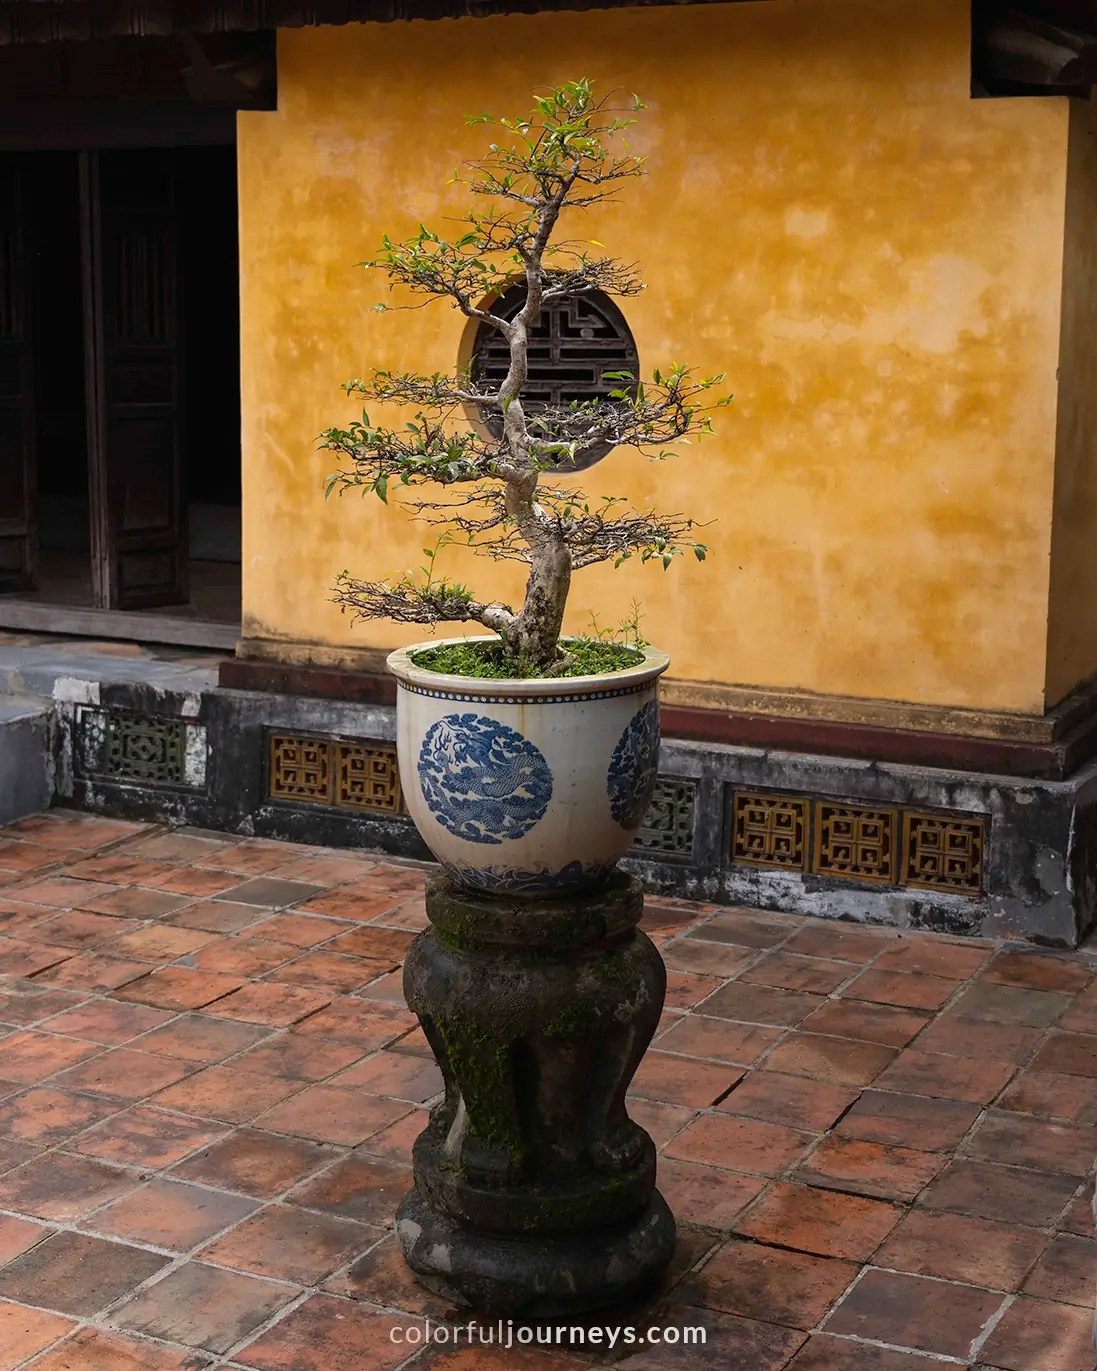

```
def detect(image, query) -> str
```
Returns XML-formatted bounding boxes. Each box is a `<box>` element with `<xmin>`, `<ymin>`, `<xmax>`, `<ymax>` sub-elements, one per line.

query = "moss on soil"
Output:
<box><xmin>409</xmin><ymin>637</ymin><xmax>641</xmax><ymax>680</ymax></box>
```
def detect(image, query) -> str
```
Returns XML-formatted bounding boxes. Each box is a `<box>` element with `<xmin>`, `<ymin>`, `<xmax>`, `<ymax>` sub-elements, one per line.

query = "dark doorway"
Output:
<box><xmin>0</xmin><ymin>143</ymin><xmax>241</xmax><ymax>637</ymax></box>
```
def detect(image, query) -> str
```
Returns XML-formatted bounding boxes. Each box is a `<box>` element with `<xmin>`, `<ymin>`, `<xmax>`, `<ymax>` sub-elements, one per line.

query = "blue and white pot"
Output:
<box><xmin>386</xmin><ymin>637</ymin><xmax>670</xmax><ymax>897</ymax></box>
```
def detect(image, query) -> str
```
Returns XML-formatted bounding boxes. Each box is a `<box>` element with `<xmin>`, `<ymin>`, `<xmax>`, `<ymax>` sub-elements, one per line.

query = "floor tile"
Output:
<box><xmin>110</xmin><ymin>1262</ymin><xmax>297</xmax><ymax>1354</ymax></box>
<box><xmin>153</xmin><ymin>1066</ymin><xmax>305</xmax><ymax>1124</ymax></box>
<box><xmin>173</xmin><ymin>1129</ymin><xmax>339</xmax><ymax>1199</ymax></box>
<box><xmin>912</xmin><ymin>1015</ymin><xmax>1043</xmax><ymax>1063</ymax></box>
<box><xmin>234</xmin><ymin>1293</ymin><xmax>420</xmax><ymax>1371</ymax></box>
<box><xmin>0</xmin><ymin>1300</ymin><xmax>75</xmax><ymax>1370</ymax></box>
<box><xmin>24</xmin><ymin>1325</ymin><xmax>213</xmax><ymax>1370</ymax></box>
<box><xmin>1022</xmin><ymin>1233</ymin><xmax>1097</xmax><ymax>1306</ymax></box>
<box><xmin>698</xmin><ymin>1237</ymin><xmax>858</xmax><ymax>1327</ymax></box>
<box><xmin>255</xmin><ymin>1084</ymin><xmax>410</xmax><ymax>1145</ymax></box>
<box><xmin>981</xmin><ymin>952</ymin><xmax>1093</xmax><ymax>994</ymax></box>
<box><xmin>165</xmin><ymin>901</ymin><xmax>269</xmax><ymax>934</ymax></box>
<box><xmin>0</xmin><ymin>1230</ymin><xmax>168</xmax><ymax>1315</ymax></box>
<box><xmin>266</xmin><ymin>950</ymin><xmax>386</xmax><ymax>994</ymax></box>
<box><xmin>736</xmin><ymin>1182</ymin><xmax>900</xmax><ymax>1260</ymax></box>
<box><xmin>0</xmin><ymin>1030</ymin><xmax>101</xmax><ymax>1083</ymax></box>
<box><xmin>0</xmin><ymin>940</ymin><xmax>72</xmax><ymax>978</ymax></box>
<box><xmin>112</xmin><ymin>968</ymin><xmax>245</xmax><ymax>1012</ymax></box>
<box><xmin>800</xmin><ymin>999</ymin><xmax>929</xmax><ymax>1047</ymax></box>
<box><xmin>873</xmin><ymin>1208</ymin><xmax>1048</xmax><ymax>1290</ymax></box>
<box><xmin>219</xmin><ymin>878</ymin><xmax>327</xmax><ymax>909</ymax></box>
<box><xmin>653</xmin><ymin>1158</ymin><xmax>766</xmax><ymax>1229</ymax></box>
<box><xmin>786</xmin><ymin>1335</ymin><xmax>955</xmax><ymax>1368</ymax></box>
<box><xmin>739</xmin><ymin>952</ymin><xmax>853</xmax><ymax>994</ymax></box>
<box><xmin>628</xmin><ymin>1051</ymin><xmax>742</xmax><ymax>1107</ymax></box>
<box><xmin>795</xmin><ymin>1136</ymin><xmax>945</xmax><ymax>1201</ymax></box>
<box><xmin>106</xmin><ymin>927</ymin><xmax>215</xmax><ymax>962</ymax></box>
<box><xmin>355</xmin><ymin>1109</ymin><xmax>424</xmax><ymax>1165</ymax></box>
<box><xmin>287</xmin><ymin>1154</ymin><xmax>411</xmax><ymax>1224</ymax></box>
<box><xmin>53</xmin><ymin>1048</ymin><xmax>194</xmax><ymax>1100</ymax></box>
<box><xmin>9</xmin><ymin>877</ymin><xmax>117</xmax><ymax>907</ymax></box>
<box><xmin>235</xmin><ymin>1035</ymin><xmax>365</xmax><ymax>1083</ymax></box>
<box><xmin>823</xmin><ymin>1268</ymin><xmax>1002</xmax><ymax>1358</ymax></box>
<box><xmin>190</xmin><ymin>938</ymin><xmax>300</xmax><ymax>978</ymax></box>
<box><xmin>38</xmin><ymin>1000</ymin><xmax>172</xmax><ymax>1045</ymax></box>
<box><xmin>324</xmin><ymin>1232</ymin><xmax>453</xmax><ymax>1318</ymax></box>
<box><xmin>32</xmin><ymin>911</ymin><xmax>139</xmax><ymax>949</ymax></box>
<box><xmin>664</xmin><ymin>1113</ymin><xmax>815</xmax><ymax>1176</ymax></box>
<box><xmin>762</xmin><ymin>1033</ymin><xmax>896</xmax><ymax>1086</ymax></box>
<box><xmin>82</xmin><ymin>889</ymin><xmax>191</xmax><ymax>920</ymax></box>
<box><xmin>290</xmin><ymin>999</ymin><xmax>418</xmax><ymax>1049</ymax></box>
<box><xmin>873</xmin><ymin>1048</ymin><xmax>1016</xmax><ymax>1103</ymax></box>
<box><xmin>976</xmin><ymin>1295</ymin><xmax>1096</xmax><ymax>1371</ymax></box>
<box><xmin>0</xmin><ymin>1085</ymin><xmax>118</xmax><ymax>1145</ymax></box>
<box><xmin>84</xmin><ymin>1178</ymin><xmax>258</xmax><ymax>1250</ymax></box>
<box><xmin>661</xmin><ymin>940</ymin><xmax>755</xmax><ymax>976</ymax></box>
<box><xmin>199</xmin><ymin>1205</ymin><xmax>376</xmax><ymax>1283</ymax></box>
<box><xmin>132</xmin><ymin>1014</ymin><xmax>271</xmax><ymax>1064</ymax></box>
<box><xmin>327</xmin><ymin>926</ymin><xmax>416</xmax><ymax>962</ymax></box>
<box><xmin>34</xmin><ymin>952</ymin><xmax>151</xmax><ymax>992</ymax></box>
<box><xmin>919</xmin><ymin>1159</ymin><xmax>1078</xmax><ymax>1226</ymax></box>
<box><xmin>947</xmin><ymin>980</ymin><xmax>1074</xmax><ymax>1028</ymax></box>
<box><xmin>963</xmin><ymin>1109</ymin><xmax>1097</xmax><ymax>1176</ymax></box>
<box><xmin>68</xmin><ymin>1106</ymin><xmax>225</xmax><ymax>1168</ymax></box>
<box><xmin>0</xmin><ymin>1153</ymin><xmax>139</xmax><ymax>1220</ymax></box>
<box><xmin>716</xmin><ymin>1071</ymin><xmax>858</xmax><ymax>1131</ymax></box>
<box><xmin>627</xmin><ymin>1099</ymin><xmax>697</xmax><ymax>1148</ymax></box>
<box><xmin>203</xmin><ymin>982</ymin><xmax>333</xmax><ymax>1027</ymax></box>
<box><xmin>244</xmin><ymin>911</ymin><xmax>351</xmax><ymax>944</ymax></box>
<box><xmin>654</xmin><ymin>1015</ymin><xmax>782</xmax><ymax>1065</ymax></box>
<box><xmin>291</xmin><ymin>891</ymin><xmax>400</xmax><ymax>923</ymax></box>
<box><xmin>685</xmin><ymin>912</ymin><xmax>795</xmax><ymax>950</ymax></box>
<box><xmin>835</xmin><ymin>1090</ymin><xmax>980</xmax><ymax>1150</ymax></box>
<box><xmin>842</xmin><ymin>968</ymin><xmax>956</xmax><ymax>1010</ymax></box>
<box><xmin>0</xmin><ymin>1213</ymin><xmax>50</xmax><ymax>1264</ymax></box>
<box><xmin>1031</xmin><ymin>1031</ymin><xmax>1097</xmax><ymax>1078</ymax></box>
<box><xmin>998</xmin><ymin>1069</ymin><xmax>1097</xmax><ymax>1123</ymax></box>
<box><xmin>332</xmin><ymin>1050</ymin><xmax>442</xmax><ymax>1100</ymax></box>
<box><xmin>699</xmin><ymin>981</ymin><xmax>827</xmax><ymax>1027</ymax></box>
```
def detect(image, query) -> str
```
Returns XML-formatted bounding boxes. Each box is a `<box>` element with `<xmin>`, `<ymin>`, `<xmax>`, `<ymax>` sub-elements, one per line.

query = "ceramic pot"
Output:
<box><xmin>386</xmin><ymin>636</ymin><xmax>669</xmax><ymax>896</ymax></box>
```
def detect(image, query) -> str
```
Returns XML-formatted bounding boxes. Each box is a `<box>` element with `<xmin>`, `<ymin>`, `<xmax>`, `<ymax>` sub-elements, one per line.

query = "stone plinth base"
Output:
<box><xmin>395</xmin><ymin>873</ymin><xmax>675</xmax><ymax>1317</ymax></box>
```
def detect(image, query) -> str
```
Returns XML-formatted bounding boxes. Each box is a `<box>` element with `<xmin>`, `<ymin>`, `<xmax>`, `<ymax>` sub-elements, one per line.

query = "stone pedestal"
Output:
<box><xmin>395</xmin><ymin>872</ymin><xmax>676</xmax><ymax>1317</ymax></box>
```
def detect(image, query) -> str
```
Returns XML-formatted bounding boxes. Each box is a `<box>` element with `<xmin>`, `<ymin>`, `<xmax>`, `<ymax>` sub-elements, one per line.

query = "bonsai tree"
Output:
<box><xmin>321</xmin><ymin>79</ymin><xmax>725</xmax><ymax>676</ymax></box>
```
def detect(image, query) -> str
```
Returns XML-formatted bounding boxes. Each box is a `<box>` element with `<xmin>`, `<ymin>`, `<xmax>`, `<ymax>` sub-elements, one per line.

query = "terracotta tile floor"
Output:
<box><xmin>0</xmin><ymin>812</ymin><xmax>1096</xmax><ymax>1369</ymax></box>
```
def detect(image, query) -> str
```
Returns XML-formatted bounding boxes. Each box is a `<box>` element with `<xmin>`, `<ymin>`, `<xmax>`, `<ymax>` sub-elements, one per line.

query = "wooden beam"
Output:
<box><xmin>0</xmin><ymin>601</ymin><xmax>239</xmax><ymax>651</ymax></box>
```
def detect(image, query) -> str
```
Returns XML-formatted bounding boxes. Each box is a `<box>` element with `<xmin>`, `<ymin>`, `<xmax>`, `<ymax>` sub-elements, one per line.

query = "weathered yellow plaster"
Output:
<box><xmin>1046</xmin><ymin>96</ymin><xmax>1097</xmax><ymax>709</ymax></box>
<box><xmin>238</xmin><ymin>0</ymin><xmax>1069</xmax><ymax>713</ymax></box>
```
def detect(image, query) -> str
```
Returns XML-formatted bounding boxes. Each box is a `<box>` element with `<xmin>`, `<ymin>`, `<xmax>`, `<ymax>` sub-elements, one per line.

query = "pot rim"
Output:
<box><xmin>386</xmin><ymin>635</ymin><xmax>670</xmax><ymax>698</ymax></box>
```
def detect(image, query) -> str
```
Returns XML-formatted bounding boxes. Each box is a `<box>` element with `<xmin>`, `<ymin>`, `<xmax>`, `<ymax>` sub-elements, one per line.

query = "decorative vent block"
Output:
<box><xmin>76</xmin><ymin>708</ymin><xmax>206</xmax><ymax>789</ymax></box>
<box><xmin>337</xmin><ymin>741</ymin><xmax>403</xmax><ymax>814</ymax></box>
<box><xmin>813</xmin><ymin>803</ymin><xmax>897</xmax><ymax>884</ymax></box>
<box><xmin>633</xmin><ymin>779</ymin><xmax>696</xmax><ymax>857</ymax></box>
<box><xmin>732</xmin><ymin>792</ymin><xmax>808</xmax><ymax>870</ymax></box>
<box><xmin>903</xmin><ymin>812</ymin><xmax>985</xmax><ymax>893</ymax></box>
<box><xmin>269</xmin><ymin>735</ymin><xmax>332</xmax><ymax>804</ymax></box>
<box><xmin>269</xmin><ymin>733</ymin><xmax>406</xmax><ymax>817</ymax></box>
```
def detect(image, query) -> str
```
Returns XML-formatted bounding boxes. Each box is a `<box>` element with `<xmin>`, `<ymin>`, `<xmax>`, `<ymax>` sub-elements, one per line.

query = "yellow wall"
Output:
<box><xmin>1046</xmin><ymin>96</ymin><xmax>1097</xmax><ymax>709</ymax></box>
<box><xmin>238</xmin><ymin>0</ymin><xmax>1070</xmax><ymax>713</ymax></box>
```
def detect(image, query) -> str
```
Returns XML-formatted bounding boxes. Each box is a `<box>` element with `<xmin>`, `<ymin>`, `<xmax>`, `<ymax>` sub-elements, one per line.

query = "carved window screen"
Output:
<box><xmin>469</xmin><ymin>285</ymin><xmax>639</xmax><ymax>471</ymax></box>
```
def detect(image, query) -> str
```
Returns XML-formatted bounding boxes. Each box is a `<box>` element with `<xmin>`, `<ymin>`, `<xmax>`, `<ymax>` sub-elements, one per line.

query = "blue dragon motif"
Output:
<box><xmin>417</xmin><ymin>713</ymin><xmax>552</xmax><ymax>845</ymax></box>
<box><xmin>607</xmin><ymin>698</ymin><xmax>660</xmax><ymax>830</ymax></box>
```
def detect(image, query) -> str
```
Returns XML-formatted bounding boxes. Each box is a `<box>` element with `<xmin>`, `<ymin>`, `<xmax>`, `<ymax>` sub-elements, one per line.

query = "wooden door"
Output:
<box><xmin>0</xmin><ymin>156</ymin><xmax>37</xmax><ymax>592</ymax></box>
<box><xmin>82</xmin><ymin>149</ymin><xmax>187</xmax><ymax>609</ymax></box>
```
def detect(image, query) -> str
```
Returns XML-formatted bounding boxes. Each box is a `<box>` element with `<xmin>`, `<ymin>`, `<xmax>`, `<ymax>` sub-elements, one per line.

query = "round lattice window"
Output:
<box><xmin>469</xmin><ymin>285</ymin><xmax>639</xmax><ymax>472</ymax></box>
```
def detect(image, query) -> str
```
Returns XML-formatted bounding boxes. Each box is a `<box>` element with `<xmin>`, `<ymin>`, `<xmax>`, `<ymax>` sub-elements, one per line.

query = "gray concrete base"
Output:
<box><xmin>0</xmin><ymin>698</ymin><xmax>54</xmax><ymax>825</ymax></box>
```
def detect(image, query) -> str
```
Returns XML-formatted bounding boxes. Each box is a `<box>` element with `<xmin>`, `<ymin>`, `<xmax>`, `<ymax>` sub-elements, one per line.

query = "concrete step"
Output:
<box><xmin>0</xmin><ymin>696</ymin><xmax>54</xmax><ymax>825</ymax></box>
